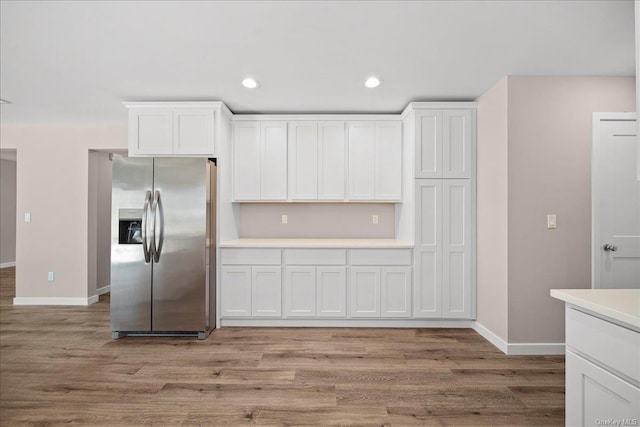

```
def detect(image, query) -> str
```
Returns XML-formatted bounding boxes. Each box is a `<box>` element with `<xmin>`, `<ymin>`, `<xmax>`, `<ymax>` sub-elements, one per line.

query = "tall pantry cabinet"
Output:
<box><xmin>406</xmin><ymin>104</ymin><xmax>476</xmax><ymax>319</ymax></box>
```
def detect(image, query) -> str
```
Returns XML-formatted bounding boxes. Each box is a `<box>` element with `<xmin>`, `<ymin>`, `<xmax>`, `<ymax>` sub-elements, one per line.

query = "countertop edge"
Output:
<box><xmin>550</xmin><ymin>289</ymin><xmax>640</xmax><ymax>330</ymax></box>
<box><xmin>219</xmin><ymin>239</ymin><xmax>415</xmax><ymax>249</ymax></box>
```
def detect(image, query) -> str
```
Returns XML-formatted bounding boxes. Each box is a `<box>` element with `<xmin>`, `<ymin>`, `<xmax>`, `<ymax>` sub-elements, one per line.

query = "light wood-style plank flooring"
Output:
<box><xmin>0</xmin><ymin>267</ymin><xmax>564</xmax><ymax>425</ymax></box>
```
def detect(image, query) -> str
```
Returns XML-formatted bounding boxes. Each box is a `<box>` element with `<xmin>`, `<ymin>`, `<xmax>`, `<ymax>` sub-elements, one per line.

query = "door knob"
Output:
<box><xmin>603</xmin><ymin>244</ymin><xmax>618</xmax><ymax>252</ymax></box>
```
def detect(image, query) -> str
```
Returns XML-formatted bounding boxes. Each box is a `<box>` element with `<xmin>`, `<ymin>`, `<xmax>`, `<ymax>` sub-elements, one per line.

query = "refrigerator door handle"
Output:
<box><xmin>151</xmin><ymin>190</ymin><xmax>163</xmax><ymax>262</ymax></box>
<box><xmin>142</xmin><ymin>190</ymin><xmax>152</xmax><ymax>263</ymax></box>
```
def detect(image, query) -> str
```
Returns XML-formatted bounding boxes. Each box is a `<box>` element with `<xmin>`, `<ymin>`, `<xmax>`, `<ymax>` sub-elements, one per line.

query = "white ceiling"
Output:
<box><xmin>0</xmin><ymin>0</ymin><xmax>635</xmax><ymax>123</ymax></box>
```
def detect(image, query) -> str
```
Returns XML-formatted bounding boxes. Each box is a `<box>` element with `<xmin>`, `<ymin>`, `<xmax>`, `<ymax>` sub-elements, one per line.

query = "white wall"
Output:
<box><xmin>239</xmin><ymin>203</ymin><xmax>396</xmax><ymax>238</ymax></box>
<box><xmin>476</xmin><ymin>76</ymin><xmax>636</xmax><ymax>346</ymax></box>
<box><xmin>0</xmin><ymin>123</ymin><xmax>126</xmax><ymax>301</ymax></box>
<box><xmin>475</xmin><ymin>77</ymin><xmax>509</xmax><ymax>341</ymax></box>
<box><xmin>0</xmin><ymin>158</ymin><xmax>17</xmax><ymax>267</ymax></box>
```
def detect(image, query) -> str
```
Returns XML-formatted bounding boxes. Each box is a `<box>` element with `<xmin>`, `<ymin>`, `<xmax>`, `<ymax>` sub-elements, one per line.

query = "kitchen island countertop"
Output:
<box><xmin>219</xmin><ymin>238</ymin><xmax>414</xmax><ymax>249</ymax></box>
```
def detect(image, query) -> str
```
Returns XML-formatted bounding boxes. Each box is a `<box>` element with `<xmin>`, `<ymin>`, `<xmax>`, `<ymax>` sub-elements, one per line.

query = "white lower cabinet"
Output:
<box><xmin>566</xmin><ymin>350</ymin><xmax>640</xmax><ymax>426</ymax></box>
<box><xmin>252</xmin><ymin>267</ymin><xmax>282</xmax><ymax>317</ymax></box>
<box><xmin>284</xmin><ymin>266</ymin><xmax>347</xmax><ymax>318</ymax></box>
<box><xmin>220</xmin><ymin>267</ymin><xmax>252</xmax><ymax>317</ymax></box>
<box><xmin>350</xmin><ymin>266</ymin><xmax>411</xmax><ymax>318</ymax></box>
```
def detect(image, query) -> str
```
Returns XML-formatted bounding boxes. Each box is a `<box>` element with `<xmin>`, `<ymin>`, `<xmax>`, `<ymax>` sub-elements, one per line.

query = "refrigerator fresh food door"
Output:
<box><xmin>111</xmin><ymin>157</ymin><xmax>154</xmax><ymax>332</ymax></box>
<box><xmin>151</xmin><ymin>158</ymin><xmax>207</xmax><ymax>331</ymax></box>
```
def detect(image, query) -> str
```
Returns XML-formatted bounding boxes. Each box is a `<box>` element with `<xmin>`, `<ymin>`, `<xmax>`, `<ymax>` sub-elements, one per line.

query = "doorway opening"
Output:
<box><xmin>0</xmin><ymin>149</ymin><xmax>17</xmax><ymax>300</ymax></box>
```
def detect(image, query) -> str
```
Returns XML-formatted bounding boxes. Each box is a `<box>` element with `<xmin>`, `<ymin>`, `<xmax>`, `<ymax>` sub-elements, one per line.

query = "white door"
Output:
<box><xmin>347</xmin><ymin>122</ymin><xmax>375</xmax><ymax>200</ymax></box>
<box><xmin>381</xmin><ymin>267</ymin><xmax>411</xmax><ymax>318</ymax></box>
<box><xmin>442</xmin><ymin>179</ymin><xmax>472</xmax><ymax>318</ymax></box>
<box><xmin>129</xmin><ymin>109</ymin><xmax>173</xmax><ymax>156</ymax></box>
<box><xmin>349</xmin><ymin>267</ymin><xmax>380</xmax><ymax>317</ymax></box>
<box><xmin>593</xmin><ymin>114</ymin><xmax>640</xmax><ymax>288</ymax></box>
<box><xmin>414</xmin><ymin>110</ymin><xmax>442</xmax><ymax>178</ymax></box>
<box><xmin>252</xmin><ymin>267</ymin><xmax>282</xmax><ymax>317</ymax></box>
<box><xmin>289</xmin><ymin>122</ymin><xmax>318</xmax><ymax>200</ymax></box>
<box><xmin>318</xmin><ymin>121</ymin><xmax>346</xmax><ymax>200</ymax></box>
<box><xmin>173</xmin><ymin>109</ymin><xmax>215</xmax><ymax>155</ymax></box>
<box><xmin>316</xmin><ymin>267</ymin><xmax>346</xmax><ymax>317</ymax></box>
<box><xmin>374</xmin><ymin>121</ymin><xmax>402</xmax><ymax>200</ymax></box>
<box><xmin>232</xmin><ymin>122</ymin><xmax>261</xmax><ymax>200</ymax></box>
<box><xmin>442</xmin><ymin>110</ymin><xmax>471</xmax><ymax>179</ymax></box>
<box><xmin>261</xmin><ymin>122</ymin><xmax>288</xmax><ymax>200</ymax></box>
<box><xmin>414</xmin><ymin>180</ymin><xmax>443</xmax><ymax>318</ymax></box>
<box><xmin>220</xmin><ymin>266</ymin><xmax>252</xmax><ymax>317</ymax></box>
<box><xmin>566</xmin><ymin>350</ymin><xmax>640</xmax><ymax>427</ymax></box>
<box><xmin>284</xmin><ymin>267</ymin><xmax>316</xmax><ymax>317</ymax></box>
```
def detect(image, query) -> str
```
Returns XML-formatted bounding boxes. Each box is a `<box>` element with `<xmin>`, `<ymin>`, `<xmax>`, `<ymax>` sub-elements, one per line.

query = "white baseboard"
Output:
<box><xmin>0</xmin><ymin>261</ymin><xmax>16</xmax><ymax>269</ymax></box>
<box><xmin>96</xmin><ymin>285</ymin><xmax>110</xmax><ymax>295</ymax></box>
<box><xmin>222</xmin><ymin>319</ymin><xmax>475</xmax><ymax>328</ymax></box>
<box><xmin>472</xmin><ymin>321</ymin><xmax>565</xmax><ymax>355</ymax></box>
<box><xmin>472</xmin><ymin>321</ymin><xmax>509</xmax><ymax>353</ymax></box>
<box><xmin>13</xmin><ymin>296</ymin><xmax>96</xmax><ymax>306</ymax></box>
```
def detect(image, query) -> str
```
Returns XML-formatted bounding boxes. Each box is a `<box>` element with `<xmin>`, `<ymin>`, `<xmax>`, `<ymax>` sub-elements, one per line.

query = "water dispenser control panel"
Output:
<box><xmin>118</xmin><ymin>209</ymin><xmax>144</xmax><ymax>245</ymax></box>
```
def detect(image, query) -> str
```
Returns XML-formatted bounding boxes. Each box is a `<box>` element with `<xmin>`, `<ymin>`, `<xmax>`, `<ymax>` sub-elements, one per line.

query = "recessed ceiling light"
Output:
<box><xmin>242</xmin><ymin>78</ymin><xmax>259</xmax><ymax>89</ymax></box>
<box><xmin>0</xmin><ymin>99</ymin><xmax>11</xmax><ymax>104</ymax></box>
<box><xmin>364</xmin><ymin>76</ymin><xmax>382</xmax><ymax>88</ymax></box>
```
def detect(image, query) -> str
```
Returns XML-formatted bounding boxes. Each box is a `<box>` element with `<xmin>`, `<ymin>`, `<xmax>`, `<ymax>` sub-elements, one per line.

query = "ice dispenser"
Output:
<box><xmin>118</xmin><ymin>209</ymin><xmax>144</xmax><ymax>245</ymax></box>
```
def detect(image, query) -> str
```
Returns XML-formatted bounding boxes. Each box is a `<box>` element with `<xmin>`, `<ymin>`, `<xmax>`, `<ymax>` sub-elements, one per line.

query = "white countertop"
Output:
<box><xmin>551</xmin><ymin>289</ymin><xmax>640</xmax><ymax>329</ymax></box>
<box><xmin>219</xmin><ymin>238</ymin><xmax>414</xmax><ymax>249</ymax></box>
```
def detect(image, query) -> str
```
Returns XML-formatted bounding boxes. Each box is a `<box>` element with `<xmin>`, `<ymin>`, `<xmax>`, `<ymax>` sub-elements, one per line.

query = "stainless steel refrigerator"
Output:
<box><xmin>110</xmin><ymin>157</ymin><xmax>216</xmax><ymax>339</ymax></box>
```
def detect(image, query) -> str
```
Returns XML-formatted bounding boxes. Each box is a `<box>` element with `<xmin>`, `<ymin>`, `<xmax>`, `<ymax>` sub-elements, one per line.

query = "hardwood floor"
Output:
<box><xmin>0</xmin><ymin>267</ymin><xmax>564</xmax><ymax>425</ymax></box>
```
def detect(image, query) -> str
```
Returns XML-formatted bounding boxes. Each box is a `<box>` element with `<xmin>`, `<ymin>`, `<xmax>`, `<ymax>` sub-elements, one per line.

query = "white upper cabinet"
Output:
<box><xmin>318</xmin><ymin>122</ymin><xmax>346</xmax><ymax>200</ymax></box>
<box><xmin>442</xmin><ymin>110</ymin><xmax>472</xmax><ymax>179</ymax></box>
<box><xmin>173</xmin><ymin>109</ymin><xmax>215</xmax><ymax>155</ymax></box>
<box><xmin>348</xmin><ymin>121</ymin><xmax>402</xmax><ymax>201</ymax></box>
<box><xmin>232</xmin><ymin>121</ymin><xmax>287</xmax><ymax>201</ymax></box>
<box><xmin>374</xmin><ymin>122</ymin><xmax>402</xmax><ymax>200</ymax></box>
<box><xmin>414</xmin><ymin>109</ymin><xmax>473</xmax><ymax>178</ymax></box>
<box><xmin>289</xmin><ymin>122</ymin><xmax>318</xmax><ymax>200</ymax></box>
<box><xmin>127</xmin><ymin>104</ymin><xmax>216</xmax><ymax>157</ymax></box>
<box><xmin>347</xmin><ymin>122</ymin><xmax>376</xmax><ymax>200</ymax></box>
<box><xmin>260</xmin><ymin>122</ymin><xmax>288</xmax><ymax>200</ymax></box>
<box><xmin>232</xmin><ymin>122</ymin><xmax>261</xmax><ymax>201</ymax></box>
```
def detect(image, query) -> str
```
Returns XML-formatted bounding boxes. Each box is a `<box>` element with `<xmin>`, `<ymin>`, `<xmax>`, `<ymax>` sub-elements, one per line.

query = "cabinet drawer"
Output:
<box><xmin>567</xmin><ymin>307</ymin><xmax>640</xmax><ymax>382</ymax></box>
<box><xmin>350</xmin><ymin>249</ymin><xmax>412</xmax><ymax>266</ymax></box>
<box><xmin>285</xmin><ymin>249</ymin><xmax>346</xmax><ymax>265</ymax></box>
<box><xmin>221</xmin><ymin>249</ymin><xmax>281</xmax><ymax>265</ymax></box>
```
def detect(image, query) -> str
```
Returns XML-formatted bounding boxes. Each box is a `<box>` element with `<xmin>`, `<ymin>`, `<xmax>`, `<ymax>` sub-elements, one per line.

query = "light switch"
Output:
<box><xmin>547</xmin><ymin>214</ymin><xmax>557</xmax><ymax>229</ymax></box>
<box><xmin>24</xmin><ymin>212</ymin><xmax>31</xmax><ymax>223</ymax></box>
<box><xmin>47</xmin><ymin>271</ymin><xmax>54</xmax><ymax>282</ymax></box>
<box><xmin>281</xmin><ymin>214</ymin><xmax>288</xmax><ymax>225</ymax></box>
<box><xmin>372</xmin><ymin>215</ymin><xmax>379</xmax><ymax>225</ymax></box>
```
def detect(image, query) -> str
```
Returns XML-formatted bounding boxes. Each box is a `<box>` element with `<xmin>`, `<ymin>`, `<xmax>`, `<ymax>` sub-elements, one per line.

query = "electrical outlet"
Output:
<box><xmin>547</xmin><ymin>214</ymin><xmax>557</xmax><ymax>229</ymax></box>
<box><xmin>24</xmin><ymin>213</ymin><xmax>31</xmax><ymax>223</ymax></box>
<box><xmin>372</xmin><ymin>215</ymin><xmax>379</xmax><ymax>225</ymax></box>
<box><xmin>47</xmin><ymin>271</ymin><xmax>55</xmax><ymax>282</ymax></box>
<box><xmin>281</xmin><ymin>214</ymin><xmax>288</xmax><ymax>225</ymax></box>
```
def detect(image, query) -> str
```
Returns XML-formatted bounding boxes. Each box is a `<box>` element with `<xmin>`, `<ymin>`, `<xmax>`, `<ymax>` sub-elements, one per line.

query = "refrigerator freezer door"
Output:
<box><xmin>111</xmin><ymin>157</ymin><xmax>154</xmax><ymax>332</ymax></box>
<box><xmin>151</xmin><ymin>158</ymin><xmax>207</xmax><ymax>331</ymax></box>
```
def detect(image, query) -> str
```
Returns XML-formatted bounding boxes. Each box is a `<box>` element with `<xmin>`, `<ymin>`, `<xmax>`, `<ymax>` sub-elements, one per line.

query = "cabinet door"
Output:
<box><xmin>220</xmin><ymin>267</ymin><xmax>252</xmax><ymax>317</ymax></box>
<box><xmin>284</xmin><ymin>267</ymin><xmax>316</xmax><ymax>317</ymax></box>
<box><xmin>316</xmin><ymin>267</ymin><xmax>346</xmax><ymax>317</ymax></box>
<box><xmin>261</xmin><ymin>122</ymin><xmax>288</xmax><ymax>200</ymax></box>
<box><xmin>173</xmin><ymin>109</ymin><xmax>215</xmax><ymax>155</ymax></box>
<box><xmin>232</xmin><ymin>122</ymin><xmax>261</xmax><ymax>200</ymax></box>
<box><xmin>566</xmin><ymin>350</ymin><xmax>640</xmax><ymax>427</ymax></box>
<box><xmin>442</xmin><ymin>179</ymin><xmax>472</xmax><ymax>318</ymax></box>
<box><xmin>442</xmin><ymin>110</ymin><xmax>472</xmax><ymax>178</ymax></box>
<box><xmin>318</xmin><ymin>121</ymin><xmax>346</xmax><ymax>200</ymax></box>
<box><xmin>289</xmin><ymin>122</ymin><xmax>318</xmax><ymax>200</ymax></box>
<box><xmin>129</xmin><ymin>109</ymin><xmax>173</xmax><ymax>156</ymax></box>
<box><xmin>349</xmin><ymin>267</ymin><xmax>380</xmax><ymax>317</ymax></box>
<box><xmin>252</xmin><ymin>267</ymin><xmax>282</xmax><ymax>317</ymax></box>
<box><xmin>414</xmin><ymin>180</ymin><xmax>443</xmax><ymax>318</ymax></box>
<box><xmin>347</xmin><ymin>122</ymin><xmax>375</xmax><ymax>200</ymax></box>
<box><xmin>374</xmin><ymin>121</ymin><xmax>402</xmax><ymax>200</ymax></box>
<box><xmin>381</xmin><ymin>267</ymin><xmax>411</xmax><ymax>318</ymax></box>
<box><xmin>415</xmin><ymin>110</ymin><xmax>442</xmax><ymax>178</ymax></box>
